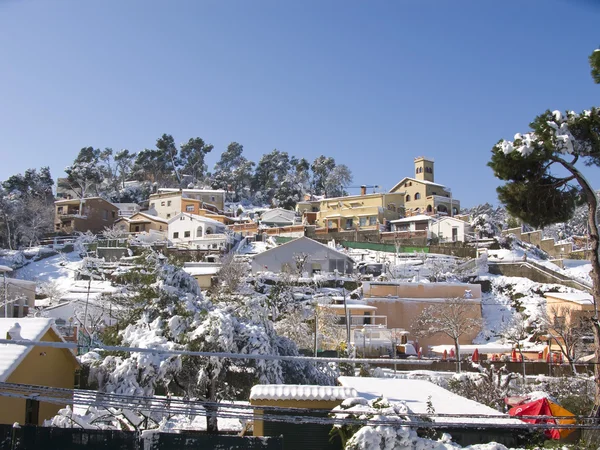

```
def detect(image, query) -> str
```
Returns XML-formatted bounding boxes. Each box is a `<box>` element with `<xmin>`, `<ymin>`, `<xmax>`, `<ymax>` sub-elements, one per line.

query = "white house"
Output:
<box><xmin>431</xmin><ymin>216</ymin><xmax>472</xmax><ymax>243</ymax></box>
<box><xmin>389</xmin><ymin>215</ymin><xmax>435</xmax><ymax>235</ymax></box>
<box><xmin>168</xmin><ymin>212</ymin><xmax>228</xmax><ymax>250</ymax></box>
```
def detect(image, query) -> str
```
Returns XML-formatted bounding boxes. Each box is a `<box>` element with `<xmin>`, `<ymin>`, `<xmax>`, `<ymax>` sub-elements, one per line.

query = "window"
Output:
<box><xmin>150</xmin><ymin>203</ymin><xmax>155</xmax><ymax>208</ymax></box>
<box><xmin>432</xmin><ymin>191</ymin><xmax>437</xmax><ymax>195</ymax></box>
<box><xmin>359</xmin><ymin>217</ymin><xmax>367</xmax><ymax>227</ymax></box>
<box><xmin>415</xmin><ymin>192</ymin><xmax>421</xmax><ymax>200</ymax></box>
<box><xmin>167</xmin><ymin>200</ymin><xmax>171</xmax><ymax>206</ymax></box>
<box><xmin>166</xmin><ymin>214</ymin><xmax>171</xmax><ymax>219</ymax></box>
<box><xmin>173</xmin><ymin>232</ymin><xmax>179</xmax><ymax>239</ymax></box>
<box><xmin>369</xmin><ymin>216</ymin><xmax>377</xmax><ymax>226</ymax></box>
<box><xmin>405</xmin><ymin>195</ymin><xmax>411</xmax><ymax>202</ymax></box>
<box><xmin>161</xmin><ymin>201</ymin><xmax>165</xmax><ymax>206</ymax></box>
<box><xmin>197</xmin><ymin>226</ymin><xmax>203</xmax><ymax>237</ymax></box>
<box><xmin>211</xmin><ymin>196</ymin><xmax>216</xmax><ymax>201</ymax></box>
<box><xmin>134</xmin><ymin>225</ymin><xmax>140</xmax><ymax>232</ymax></box>
<box><xmin>345</xmin><ymin>218</ymin><xmax>353</xmax><ymax>229</ymax></box>
<box><xmin>184</xmin><ymin>231</ymin><xmax>191</xmax><ymax>238</ymax></box>
<box><xmin>186</xmin><ymin>205</ymin><xmax>195</xmax><ymax>212</ymax></box>
<box><xmin>111</xmin><ymin>211</ymin><xmax>116</xmax><ymax>218</ymax></box>
<box><xmin>57</xmin><ymin>206</ymin><xmax>63</xmax><ymax>213</ymax></box>
<box><xmin>102</xmin><ymin>209</ymin><xmax>108</xmax><ymax>220</ymax></box>
<box><xmin>205</xmin><ymin>227</ymin><xmax>213</xmax><ymax>235</ymax></box>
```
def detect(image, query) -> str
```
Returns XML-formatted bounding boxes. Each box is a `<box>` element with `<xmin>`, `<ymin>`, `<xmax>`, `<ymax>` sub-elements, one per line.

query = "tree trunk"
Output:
<box><xmin>206</xmin><ymin>378</ymin><xmax>219</xmax><ymax>434</ymax></box>
<box><xmin>454</xmin><ymin>338</ymin><xmax>461</xmax><ymax>373</ymax></box>
<box><xmin>558</xmin><ymin>158</ymin><xmax>600</xmax><ymax>412</ymax></box>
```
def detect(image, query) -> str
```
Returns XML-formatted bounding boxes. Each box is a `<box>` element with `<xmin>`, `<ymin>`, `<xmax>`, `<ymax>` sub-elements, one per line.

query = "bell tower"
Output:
<box><xmin>414</xmin><ymin>157</ymin><xmax>434</xmax><ymax>182</ymax></box>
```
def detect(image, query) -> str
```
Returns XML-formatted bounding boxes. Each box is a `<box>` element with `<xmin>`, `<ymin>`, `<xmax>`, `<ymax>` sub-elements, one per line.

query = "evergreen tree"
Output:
<box><xmin>179</xmin><ymin>137</ymin><xmax>213</xmax><ymax>186</ymax></box>
<box><xmin>488</xmin><ymin>107</ymin><xmax>600</xmax><ymax>408</ymax></box>
<box><xmin>311</xmin><ymin>155</ymin><xmax>336</xmax><ymax>196</ymax></box>
<box><xmin>591</xmin><ymin>47</ymin><xmax>600</xmax><ymax>84</ymax></box>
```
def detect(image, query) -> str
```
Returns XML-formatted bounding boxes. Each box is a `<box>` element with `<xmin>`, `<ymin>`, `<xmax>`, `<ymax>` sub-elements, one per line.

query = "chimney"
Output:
<box><xmin>7</xmin><ymin>323</ymin><xmax>22</xmax><ymax>340</ymax></box>
<box><xmin>360</xmin><ymin>185</ymin><xmax>367</xmax><ymax>196</ymax></box>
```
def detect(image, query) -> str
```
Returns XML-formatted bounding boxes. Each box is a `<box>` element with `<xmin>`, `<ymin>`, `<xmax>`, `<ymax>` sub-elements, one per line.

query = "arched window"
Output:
<box><xmin>205</xmin><ymin>227</ymin><xmax>213</xmax><ymax>235</ymax></box>
<box><xmin>415</xmin><ymin>168</ymin><xmax>419</xmax><ymax>174</ymax></box>
<box><xmin>405</xmin><ymin>195</ymin><xmax>411</xmax><ymax>202</ymax></box>
<box><xmin>426</xmin><ymin>204</ymin><xmax>432</xmax><ymax>213</ymax></box>
<box><xmin>438</xmin><ymin>205</ymin><xmax>448</xmax><ymax>213</ymax></box>
<box><xmin>196</xmin><ymin>226</ymin><xmax>203</xmax><ymax>237</ymax></box>
<box><xmin>415</xmin><ymin>192</ymin><xmax>421</xmax><ymax>200</ymax></box>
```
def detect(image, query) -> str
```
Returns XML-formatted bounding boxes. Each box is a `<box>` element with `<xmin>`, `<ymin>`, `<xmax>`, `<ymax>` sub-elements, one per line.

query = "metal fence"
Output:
<box><xmin>0</xmin><ymin>425</ymin><xmax>283</xmax><ymax>450</ymax></box>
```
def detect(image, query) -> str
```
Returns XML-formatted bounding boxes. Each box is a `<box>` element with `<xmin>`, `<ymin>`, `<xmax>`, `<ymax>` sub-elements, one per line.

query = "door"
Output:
<box><xmin>452</xmin><ymin>227</ymin><xmax>458</xmax><ymax>241</ymax></box>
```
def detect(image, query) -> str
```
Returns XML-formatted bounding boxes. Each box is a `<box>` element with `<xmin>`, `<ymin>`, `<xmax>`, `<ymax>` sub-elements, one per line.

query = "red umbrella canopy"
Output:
<box><xmin>472</xmin><ymin>348</ymin><xmax>479</xmax><ymax>363</ymax></box>
<box><xmin>508</xmin><ymin>399</ymin><xmax>567</xmax><ymax>440</ymax></box>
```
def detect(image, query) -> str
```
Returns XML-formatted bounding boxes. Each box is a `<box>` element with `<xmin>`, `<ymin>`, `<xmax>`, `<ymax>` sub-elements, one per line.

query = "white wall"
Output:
<box><xmin>432</xmin><ymin>219</ymin><xmax>469</xmax><ymax>242</ymax></box>
<box><xmin>149</xmin><ymin>194</ymin><xmax>182</xmax><ymax>220</ymax></box>
<box><xmin>168</xmin><ymin>214</ymin><xmax>227</xmax><ymax>249</ymax></box>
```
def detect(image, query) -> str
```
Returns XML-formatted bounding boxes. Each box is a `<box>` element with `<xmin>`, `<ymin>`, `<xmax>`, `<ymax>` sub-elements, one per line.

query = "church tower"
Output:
<box><xmin>414</xmin><ymin>157</ymin><xmax>434</xmax><ymax>183</ymax></box>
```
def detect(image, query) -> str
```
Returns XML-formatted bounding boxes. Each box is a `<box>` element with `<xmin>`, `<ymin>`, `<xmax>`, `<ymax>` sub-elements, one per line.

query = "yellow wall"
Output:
<box><xmin>193</xmin><ymin>274</ymin><xmax>214</xmax><ymax>289</ymax></box>
<box><xmin>316</xmin><ymin>193</ymin><xmax>404</xmax><ymax>229</ymax></box>
<box><xmin>0</xmin><ymin>329</ymin><xmax>78</xmax><ymax>426</ymax></box>
<box><xmin>545</xmin><ymin>295</ymin><xmax>595</xmax><ymax>327</ymax></box>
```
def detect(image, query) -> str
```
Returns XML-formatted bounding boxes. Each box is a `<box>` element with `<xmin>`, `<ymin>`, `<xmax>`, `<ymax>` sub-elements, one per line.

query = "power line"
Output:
<box><xmin>0</xmin><ymin>382</ymin><xmax>596</xmax><ymax>431</ymax></box>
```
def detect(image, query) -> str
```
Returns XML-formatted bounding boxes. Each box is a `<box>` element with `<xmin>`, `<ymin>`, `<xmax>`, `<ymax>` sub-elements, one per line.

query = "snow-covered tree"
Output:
<box><xmin>591</xmin><ymin>47</ymin><xmax>600</xmax><ymax>84</ymax></box>
<box><xmin>179</xmin><ymin>137</ymin><xmax>213</xmax><ymax>185</ymax></box>
<box><xmin>489</xmin><ymin>106</ymin><xmax>600</xmax><ymax>407</ymax></box>
<box><xmin>324</xmin><ymin>164</ymin><xmax>353</xmax><ymax>198</ymax></box>
<box><xmin>63</xmin><ymin>147</ymin><xmax>105</xmax><ymax>202</ymax></box>
<box><xmin>311</xmin><ymin>155</ymin><xmax>336</xmax><ymax>197</ymax></box>
<box><xmin>413</xmin><ymin>297</ymin><xmax>482</xmax><ymax>372</ymax></box>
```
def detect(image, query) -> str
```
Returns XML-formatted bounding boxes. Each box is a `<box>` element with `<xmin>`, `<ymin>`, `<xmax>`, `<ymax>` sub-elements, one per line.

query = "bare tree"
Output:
<box><xmin>212</xmin><ymin>254</ymin><xmax>247</xmax><ymax>296</ymax></box>
<box><xmin>413</xmin><ymin>297</ymin><xmax>482</xmax><ymax>372</ymax></box>
<box><xmin>293</xmin><ymin>252</ymin><xmax>309</xmax><ymax>276</ymax></box>
<box><xmin>501</xmin><ymin>312</ymin><xmax>530</xmax><ymax>380</ymax></box>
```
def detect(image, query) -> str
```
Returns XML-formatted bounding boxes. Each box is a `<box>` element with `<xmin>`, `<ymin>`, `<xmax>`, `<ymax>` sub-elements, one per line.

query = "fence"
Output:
<box><xmin>0</xmin><ymin>425</ymin><xmax>283</xmax><ymax>450</ymax></box>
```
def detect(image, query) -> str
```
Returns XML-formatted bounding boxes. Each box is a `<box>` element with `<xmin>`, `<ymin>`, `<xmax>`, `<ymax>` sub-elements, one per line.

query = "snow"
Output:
<box><xmin>0</xmin><ymin>318</ymin><xmax>55</xmax><ymax>381</ymax></box>
<box><xmin>338</xmin><ymin>376</ymin><xmax>522</xmax><ymax>425</ymax></box>
<box><xmin>543</xmin><ymin>291</ymin><xmax>593</xmax><ymax>304</ymax></box>
<box><xmin>390</xmin><ymin>215</ymin><xmax>434</xmax><ymax>223</ymax></box>
<box><xmin>250</xmin><ymin>384</ymin><xmax>357</xmax><ymax>401</ymax></box>
<box><xmin>182</xmin><ymin>266</ymin><xmax>221</xmax><ymax>276</ymax></box>
<box><xmin>0</xmin><ymin>265</ymin><xmax>13</xmax><ymax>273</ymax></box>
<box><xmin>13</xmin><ymin>252</ymin><xmax>82</xmax><ymax>293</ymax></box>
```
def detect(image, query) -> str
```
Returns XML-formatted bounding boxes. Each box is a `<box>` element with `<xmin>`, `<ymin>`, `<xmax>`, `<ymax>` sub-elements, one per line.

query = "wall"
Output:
<box><xmin>315</xmin><ymin>193</ymin><xmax>404</xmax><ymax>229</ymax></box>
<box><xmin>364</xmin><ymin>297</ymin><xmax>482</xmax><ymax>352</ymax></box>
<box><xmin>488</xmin><ymin>262</ymin><xmax>591</xmax><ymax>292</ymax></box>
<box><xmin>149</xmin><ymin>193</ymin><xmax>182</xmax><ymax>220</ymax></box>
<box><xmin>168</xmin><ymin>215</ymin><xmax>226</xmax><ymax>248</ymax></box>
<box><xmin>363</xmin><ymin>281</ymin><xmax>481</xmax><ymax>299</ymax></box>
<box><xmin>0</xmin><ymin>329</ymin><xmax>76</xmax><ymax>425</ymax></box>
<box><xmin>0</xmin><ymin>278</ymin><xmax>36</xmax><ymax>318</ymax></box>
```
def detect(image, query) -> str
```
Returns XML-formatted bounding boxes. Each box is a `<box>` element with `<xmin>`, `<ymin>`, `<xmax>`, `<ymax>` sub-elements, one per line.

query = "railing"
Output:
<box><xmin>381</xmin><ymin>230</ymin><xmax>429</xmax><ymax>240</ymax></box>
<box><xmin>118</xmin><ymin>210</ymin><xmax>138</xmax><ymax>217</ymax></box>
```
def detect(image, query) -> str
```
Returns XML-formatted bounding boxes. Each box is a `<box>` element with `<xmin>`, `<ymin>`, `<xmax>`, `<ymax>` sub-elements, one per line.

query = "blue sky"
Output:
<box><xmin>0</xmin><ymin>0</ymin><xmax>598</xmax><ymax>207</ymax></box>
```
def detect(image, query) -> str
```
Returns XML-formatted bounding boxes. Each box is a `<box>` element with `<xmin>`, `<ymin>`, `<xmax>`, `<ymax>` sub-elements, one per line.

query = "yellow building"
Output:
<box><xmin>314</xmin><ymin>188</ymin><xmax>405</xmax><ymax>231</ymax></box>
<box><xmin>389</xmin><ymin>157</ymin><xmax>460</xmax><ymax>216</ymax></box>
<box><xmin>0</xmin><ymin>318</ymin><xmax>79</xmax><ymax>425</ymax></box>
<box><xmin>114</xmin><ymin>211</ymin><xmax>168</xmax><ymax>234</ymax></box>
<box><xmin>250</xmin><ymin>384</ymin><xmax>356</xmax><ymax>449</ymax></box>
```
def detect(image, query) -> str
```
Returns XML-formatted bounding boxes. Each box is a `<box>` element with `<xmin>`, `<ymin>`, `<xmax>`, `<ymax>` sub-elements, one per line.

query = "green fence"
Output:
<box><xmin>339</xmin><ymin>240</ymin><xmax>429</xmax><ymax>254</ymax></box>
<box><xmin>273</xmin><ymin>236</ymin><xmax>295</xmax><ymax>244</ymax></box>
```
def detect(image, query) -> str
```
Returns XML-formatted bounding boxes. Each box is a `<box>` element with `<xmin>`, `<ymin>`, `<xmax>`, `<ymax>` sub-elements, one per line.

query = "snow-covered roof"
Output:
<box><xmin>182</xmin><ymin>266</ymin><xmax>221</xmax><ymax>276</ymax></box>
<box><xmin>544</xmin><ymin>292</ymin><xmax>594</xmax><ymax>305</ymax></box>
<box><xmin>320</xmin><ymin>304</ymin><xmax>378</xmax><ymax>311</ymax></box>
<box><xmin>0</xmin><ymin>318</ymin><xmax>74</xmax><ymax>382</ymax></box>
<box><xmin>390</xmin><ymin>215</ymin><xmax>434</xmax><ymax>223</ymax></box>
<box><xmin>0</xmin><ymin>265</ymin><xmax>13</xmax><ymax>273</ymax></box>
<box><xmin>389</xmin><ymin>177</ymin><xmax>447</xmax><ymax>192</ymax></box>
<box><xmin>167</xmin><ymin>212</ymin><xmax>225</xmax><ymax>227</ymax></box>
<box><xmin>260</xmin><ymin>208</ymin><xmax>296</xmax><ymax>223</ymax></box>
<box><xmin>158</xmin><ymin>188</ymin><xmax>226</xmax><ymax>194</ymax></box>
<box><xmin>338</xmin><ymin>376</ymin><xmax>522</xmax><ymax>425</ymax></box>
<box><xmin>253</xmin><ymin>236</ymin><xmax>354</xmax><ymax>262</ymax></box>
<box><xmin>250</xmin><ymin>384</ymin><xmax>357</xmax><ymax>402</ymax></box>
<box><xmin>119</xmin><ymin>212</ymin><xmax>168</xmax><ymax>224</ymax></box>
<box><xmin>54</xmin><ymin>197</ymin><xmax>118</xmax><ymax>208</ymax></box>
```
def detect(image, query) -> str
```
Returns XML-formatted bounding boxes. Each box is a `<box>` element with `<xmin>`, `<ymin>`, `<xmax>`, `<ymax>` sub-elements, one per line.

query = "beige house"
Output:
<box><xmin>389</xmin><ymin>157</ymin><xmax>460</xmax><ymax>216</ymax></box>
<box><xmin>54</xmin><ymin>197</ymin><xmax>119</xmax><ymax>234</ymax></box>
<box><xmin>114</xmin><ymin>211</ymin><xmax>168</xmax><ymax>234</ymax></box>
<box><xmin>362</xmin><ymin>281</ymin><xmax>482</xmax><ymax>353</ymax></box>
<box><xmin>0</xmin><ymin>318</ymin><xmax>79</xmax><ymax>425</ymax></box>
<box><xmin>314</xmin><ymin>188</ymin><xmax>405</xmax><ymax>231</ymax></box>
<box><xmin>544</xmin><ymin>292</ymin><xmax>595</xmax><ymax>327</ymax></box>
<box><xmin>0</xmin><ymin>275</ymin><xmax>36</xmax><ymax>318</ymax></box>
<box><xmin>182</xmin><ymin>263</ymin><xmax>221</xmax><ymax>289</ymax></box>
<box><xmin>149</xmin><ymin>188</ymin><xmax>226</xmax><ymax>220</ymax></box>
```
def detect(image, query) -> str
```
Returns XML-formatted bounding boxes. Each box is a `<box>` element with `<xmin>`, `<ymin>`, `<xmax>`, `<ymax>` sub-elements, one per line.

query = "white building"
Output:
<box><xmin>167</xmin><ymin>212</ymin><xmax>228</xmax><ymax>249</ymax></box>
<box><xmin>431</xmin><ymin>216</ymin><xmax>472</xmax><ymax>243</ymax></box>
